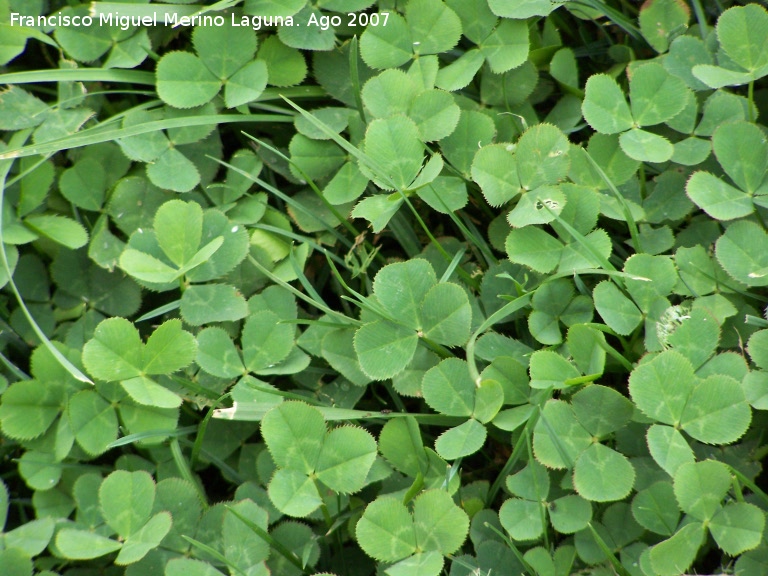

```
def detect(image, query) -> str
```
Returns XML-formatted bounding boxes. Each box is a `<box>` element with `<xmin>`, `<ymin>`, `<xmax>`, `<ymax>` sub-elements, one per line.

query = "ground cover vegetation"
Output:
<box><xmin>1</xmin><ymin>0</ymin><xmax>768</xmax><ymax>574</ymax></box>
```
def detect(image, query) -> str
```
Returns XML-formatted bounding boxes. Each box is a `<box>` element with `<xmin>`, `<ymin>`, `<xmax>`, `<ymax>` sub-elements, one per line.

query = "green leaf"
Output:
<box><xmin>192</xmin><ymin>24</ymin><xmax>256</xmax><ymax>79</ymax></box>
<box><xmin>360</xmin><ymin>11</ymin><xmax>412</xmax><ymax>69</ymax></box>
<box><xmin>374</xmin><ymin>259</ymin><xmax>436</xmax><ymax>329</ymax></box>
<box><xmin>362</xmin><ymin>115</ymin><xmax>424</xmax><ymax>190</ymax></box>
<box><xmin>529</xmin><ymin>350</ymin><xmax>580</xmax><ymax>390</ymax></box>
<box><xmin>440</xmin><ymin>110</ymin><xmax>496</xmax><ymax>175</ymax></box>
<box><xmin>507</xmin><ymin>460</ymin><xmax>550</xmax><ymax>501</ymax></box>
<box><xmin>99</xmin><ymin>470</ymin><xmax>155</xmax><ymax>538</ymax></box>
<box><xmin>154</xmin><ymin>200</ymin><xmax>203</xmax><ymax>268</ymax></box>
<box><xmin>0</xmin><ymin>380</ymin><xmax>65</xmax><ymax>441</ymax></box>
<box><xmin>147</xmin><ymin>148</ymin><xmax>200</xmax><ymax>193</ymax></box>
<box><xmin>516</xmin><ymin>124</ymin><xmax>570</xmax><ymax>190</ymax></box>
<box><xmin>120</xmin><ymin>376</ymin><xmax>181</xmax><ymax>409</ymax></box>
<box><xmin>619</xmin><ymin>129</ymin><xmax>674</xmax><ymax>163</ymax></box>
<box><xmin>488</xmin><ymin>0</ymin><xmax>557</xmax><ymax>18</ymax></box>
<box><xmin>629</xmin><ymin>350</ymin><xmax>695</xmax><ymax>425</ymax></box>
<box><xmin>55</xmin><ymin>529</ymin><xmax>122</xmax><ymax>560</ymax></box>
<box><xmin>408</xmin><ymin>89</ymin><xmax>461</xmax><ymax>142</ymax></box>
<box><xmin>225</xmin><ymin>59</ymin><xmax>269</xmax><ymax>108</ymax></box>
<box><xmin>363</xmin><ymin>69</ymin><xmax>419</xmax><ymax>119</ymax></box>
<box><xmin>748</xmin><ymin>330</ymin><xmax>768</xmax><ymax>370</ymax></box>
<box><xmin>639</xmin><ymin>0</ymin><xmax>690</xmax><ymax>53</ymax></box>
<box><xmin>710</xmin><ymin>502</ymin><xmax>765</xmax><ymax>555</ymax></box>
<box><xmin>593</xmin><ymin>281</ymin><xmax>642</xmax><ymax>336</ymax></box>
<box><xmin>571</xmin><ymin>385</ymin><xmax>633</xmax><ymax>437</ymax></box>
<box><xmin>630</xmin><ymin>62</ymin><xmax>689</xmax><ymax>126</ymax></box>
<box><xmin>480</xmin><ymin>19</ymin><xmax>529</xmax><ymax>73</ymax></box>
<box><xmin>420</xmin><ymin>283</ymin><xmax>471</xmax><ymax>346</ymax></box>
<box><xmin>166</xmin><ymin>558</ymin><xmax>227</xmax><ymax>576</ymax></box>
<box><xmin>118</xmin><ymin>249</ymin><xmax>179</xmax><ymax>284</ymax></box>
<box><xmin>261</xmin><ymin>401</ymin><xmax>325</xmax><ymax>474</ymax></box>
<box><xmin>471</xmin><ymin>143</ymin><xmax>521</xmax><ymax>207</ymax></box>
<box><xmin>412</xmin><ymin>489</ymin><xmax>469</xmax><ymax>554</ymax></box>
<box><xmin>0</xmin><ymin>86</ymin><xmax>48</xmax><ymax>130</ymax></box>
<box><xmin>354</xmin><ymin>320</ymin><xmax>418</xmax><ymax>380</ymax></box>
<box><xmin>686</xmin><ymin>171</ymin><xmax>753</xmax><ymax>221</ymax></box>
<box><xmin>574</xmin><ymin>444</ymin><xmax>635</xmax><ymax>502</ymax></box>
<box><xmin>646</xmin><ymin>424</ymin><xmax>694</xmax><ymax>477</ymax></box>
<box><xmin>180</xmin><ymin>284</ymin><xmax>248</xmax><ymax>326</ymax></box>
<box><xmin>680</xmin><ymin>374</ymin><xmax>751</xmax><ymax>444</ymax></box>
<box><xmin>223</xmin><ymin>500</ymin><xmax>269</xmax><ymax>569</ymax></box>
<box><xmin>631</xmin><ymin>481</ymin><xmax>680</xmax><ymax>536</ymax></box>
<box><xmin>434</xmin><ymin>418</ymin><xmax>486</xmax><ymax>460</ymax></box>
<box><xmin>716</xmin><ymin>4</ymin><xmax>768</xmax><ymax>72</ymax></box>
<box><xmin>712</xmin><ymin>120</ymin><xmax>768</xmax><ymax>194</ymax></box>
<box><xmin>549</xmin><ymin>495</ymin><xmax>592</xmax><ymax>534</ymax></box>
<box><xmin>315</xmin><ymin>426</ymin><xmax>377</xmax><ymax>493</ymax></box>
<box><xmin>356</xmin><ymin>496</ymin><xmax>417</xmax><ymax>562</ymax></box>
<box><xmin>143</xmin><ymin>319</ymin><xmax>197</xmax><ymax>375</ymax></box>
<box><xmin>258</xmin><ymin>35</ymin><xmax>307</xmax><ymax>87</ymax></box>
<box><xmin>716</xmin><ymin>220</ymin><xmax>768</xmax><ymax>286</ymax></box>
<box><xmin>649</xmin><ymin>521</ymin><xmax>705</xmax><ymax>576</ymax></box>
<box><xmin>68</xmin><ymin>390</ymin><xmax>118</xmax><ymax>455</ymax></box>
<box><xmin>506</xmin><ymin>227</ymin><xmax>563</xmax><ymax>273</ymax></box>
<box><xmin>582</xmin><ymin>74</ymin><xmax>633</xmax><ymax>134</ymax></box>
<box><xmin>499</xmin><ymin>498</ymin><xmax>545</xmax><ymax>541</ymax></box>
<box><xmin>82</xmin><ymin>317</ymin><xmax>142</xmax><ymax>381</ymax></box>
<box><xmin>24</xmin><ymin>214</ymin><xmax>88</xmax><ymax>249</ymax></box>
<box><xmin>59</xmin><ymin>157</ymin><xmax>107</xmax><ymax>211</ymax></box>
<box><xmin>268</xmin><ymin>468</ymin><xmax>322</xmax><ymax>517</ymax></box>
<box><xmin>673</xmin><ymin>460</ymin><xmax>731</xmax><ymax>521</ymax></box>
<box><xmin>406</xmin><ymin>0</ymin><xmax>462</xmax><ymax>56</ymax></box>
<box><xmin>533</xmin><ymin>400</ymin><xmax>592</xmax><ymax>469</ymax></box>
<box><xmin>115</xmin><ymin>512</ymin><xmax>172</xmax><ymax>565</ymax></box>
<box><xmin>156</xmin><ymin>51</ymin><xmax>221</xmax><ymax>108</ymax></box>
<box><xmin>435</xmin><ymin>48</ymin><xmax>485</xmax><ymax>91</ymax></box>
<box><xmin>422</xmin><ymin>358</ymin><xmax>474</xmax><ymax>416</ymax></box>
<box><xmin>242</xmin><ymin>310</ymin><xmax>295</xmax><ymax>373</ymax></box>
<box><xmin>507</xmin><ymin>186</ymin><xmax>566</xmax><ymax>228</ymax></box>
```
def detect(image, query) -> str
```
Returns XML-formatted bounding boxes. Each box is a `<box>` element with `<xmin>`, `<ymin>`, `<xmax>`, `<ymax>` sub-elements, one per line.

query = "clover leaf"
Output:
<box><xmin>82</xmin><ymin>318</ymin><xmax>196</xmax><ymax>409</ymax></box>
<box><xmin>582</xmin><ymin>63</ymin><xmax>690</xmax><ymax>162</ymax></box>
<box><xmin>260</xmin><ymin>401</ymin><xmax>377</xmax><ymax>517</ymax></box>
<box><xmin>156</xmin><ymin>23</ymin><xmax>267</xmax><ymax>109</ymax></box>
<box><xmin>693</xmin><ymin>4</ymin><xmax>768</xmax><ymax>88</ymax></box>
<box><xmin>353</xmin><ymin>259</ymin><xmax>471</xmax><ymax>379</ymax></box>
<box><xmin>356</xmin><ymin>489</ymin><xmax>469</xmax><ymax>568</ymax></box>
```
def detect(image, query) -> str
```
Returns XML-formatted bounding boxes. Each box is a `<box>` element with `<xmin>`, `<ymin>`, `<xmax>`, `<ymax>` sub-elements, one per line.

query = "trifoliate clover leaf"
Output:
<box><xmin>629</xmin><ymin>350</ymin><xmax>751</xmax><ymax>444</ymax></box>
<box><xmin>583</xmin><ymin>65</ymin><xmax>689</xmax><ymax>162</ymax></box>
<box><xmin>82</xmin><ymin>318</ymin><xmax>195</xmax><ymax>409</ymax></box>
<box><xmin>192</xmin><ymin>24</ymin><xmax>257</xmax><ymax>80</ymax></box>
<box><xmin>261</xmin><ymin>402</ymin><xmax>377</xmax><ymax>516</ymax></box>
<box><xmin>356</xmin><ymin>490</ymin><xmax>468</xmax><ymax>563</ymax></box>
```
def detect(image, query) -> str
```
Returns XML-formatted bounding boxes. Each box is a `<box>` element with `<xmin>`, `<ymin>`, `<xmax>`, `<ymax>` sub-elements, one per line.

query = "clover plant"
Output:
<box><xmin>2</xmin><ymin>0</ymin><xmax>768</xmax><ymax>575</ymax></box>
